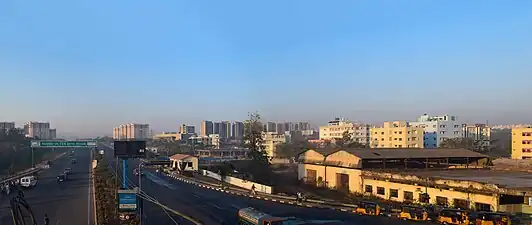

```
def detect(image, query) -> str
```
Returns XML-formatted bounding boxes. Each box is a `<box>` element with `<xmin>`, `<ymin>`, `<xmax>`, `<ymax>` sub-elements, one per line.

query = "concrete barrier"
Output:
<box><xmin>201</xmin><ymin>169</ymin><xmax>273</xmax><ymax>194</ymax></box>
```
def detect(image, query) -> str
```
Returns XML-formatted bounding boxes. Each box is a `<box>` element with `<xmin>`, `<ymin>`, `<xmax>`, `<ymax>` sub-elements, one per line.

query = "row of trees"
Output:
<box><xmin>93</xmin><ymin>154</ymin><xmax>139</xmax><ymax>225</ymax></box>
<box><xmin>0</xmin><ymin>128</ymin><xmax>40</xmax><ymax>176</ymax></box>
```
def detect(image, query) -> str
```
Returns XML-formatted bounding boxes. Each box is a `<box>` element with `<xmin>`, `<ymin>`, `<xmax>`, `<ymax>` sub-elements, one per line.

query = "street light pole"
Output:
<box><xmin>138</xmin><ymin>162</ymin><xmax>145</xmax><ymax>225</ymax></box>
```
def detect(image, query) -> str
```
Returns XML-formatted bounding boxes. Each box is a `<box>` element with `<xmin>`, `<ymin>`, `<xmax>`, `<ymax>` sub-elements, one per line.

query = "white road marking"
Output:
<box><xmin>208</xmin><ymin>203</ymin><xmax>223</xmax><ymax>210</ymax></box>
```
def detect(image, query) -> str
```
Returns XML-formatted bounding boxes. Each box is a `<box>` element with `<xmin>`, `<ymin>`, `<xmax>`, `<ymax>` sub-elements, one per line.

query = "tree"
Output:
<box><xmin>440</xmin><ymin>137</ymin><xmax>475</xmax><ymax>149</ymax></box>
<box><xmin>243</xmin><ymin>112</ymin><xmax>269</xmax><ymax>165</ymax></box>
<box><xmin>334</xmin><ymin>131</ymin><xmax>369</xmax><ymax>149</ymax></box>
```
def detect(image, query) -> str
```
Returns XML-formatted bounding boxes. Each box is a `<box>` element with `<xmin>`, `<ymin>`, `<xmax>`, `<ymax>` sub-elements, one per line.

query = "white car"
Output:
<box><xmin>20</xmin><ymin>176</ymin><xmax>37</xmax><ymax>188</ymax></box>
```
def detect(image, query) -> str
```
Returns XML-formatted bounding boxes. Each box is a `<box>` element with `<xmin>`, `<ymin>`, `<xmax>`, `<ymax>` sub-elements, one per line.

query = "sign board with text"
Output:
<box><xmin>31</xmin><ymin>141</ymin><xmax>97</xmax><ymax>148</ymax></box>
<box><xmin>117</xmin><ymin>189</ymin><xmax>138</xmax><ymax>212</ymax></box>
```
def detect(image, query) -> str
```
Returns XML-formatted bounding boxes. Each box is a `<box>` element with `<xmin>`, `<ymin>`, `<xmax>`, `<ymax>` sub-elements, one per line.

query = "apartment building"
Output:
<box><xmin>463</xmin><ymin>124</ymin><xmax>491</xmax><ymax>151</ymax></box>
<box><xmin>409</xmin><ymin>114</ymin><xmax>462</xmax><ymax>148</ymax></box>
<box><xmin>113</xmin><ymin>123</ymin><xmax>150</xmax><ymax>140</ymax></box>
<box><xmin>370</xmin><ymin>121</ymin><xmax>424</xmax><ymax>148</ymax></box>
<box><xmin>189</xmin><ymin>134</ymin><xmax>221</xmax><ymax>149</ymax></box>
<box><xmin>511</xmin><ymin>127</ymin><xmax>532</xmax><ymax>159</ymax></box>
<box><xmin>0</xmin><ymin>122</ymin><xmax>15</xmax><ymax>131</ymax></box>
<box><xmin>179</xmin><ymin>124</ymin><xmax>195</xmax><ymax>134</ymax></box>
<box><xmin>24</xmin><ymin>122</ymin><xmax>51</xmax><ymax>139</ymax></box>
<box><xmin>319</xmin><ymin>118</ymin><xmax>371</xmax><ymax>145</ymax></box>
<box><xmin>262</xmin><ymin>132</ymin><xmax>288</xmax><ymax>158</ymax></box>
<box><xmin>200</xmin><ymin>121</ymin><xmax>214</xmax><ymax>136</ymax></box>
<box><xmin>49</xmin><ymin>129</ymin><xmax>57</xmax><ymax>139</ymax></box>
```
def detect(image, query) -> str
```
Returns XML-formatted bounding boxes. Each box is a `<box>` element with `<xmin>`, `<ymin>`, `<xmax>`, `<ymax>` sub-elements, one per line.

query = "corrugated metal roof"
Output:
<box><xmin>170</xmin><ymin>154</ymin><xmax>194</xmax><ymax>160</ymax></box>
<box><xmin>342</xmin><ymin>148</ymin><xmax>488</xmax><ymax>159</ymax></box>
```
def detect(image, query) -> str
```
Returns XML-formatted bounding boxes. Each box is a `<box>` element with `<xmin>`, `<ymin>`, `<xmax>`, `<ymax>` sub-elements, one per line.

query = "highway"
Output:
<box><xmin>101</xmin><ymin>144</ymin><xmax>423</xmax><ymax>225</ymax></box>
<box><xmin>0</xmin><ymin>148</ymin><xmax>94</xmax><ymax>225</ymax></box>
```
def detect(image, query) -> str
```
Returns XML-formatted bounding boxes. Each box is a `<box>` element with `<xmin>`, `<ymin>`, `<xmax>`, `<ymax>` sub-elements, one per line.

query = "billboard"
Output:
<box><xmin>114</xmin><ymin>141</ymin><xmax>146</xmax><ymax>158</ymax></box>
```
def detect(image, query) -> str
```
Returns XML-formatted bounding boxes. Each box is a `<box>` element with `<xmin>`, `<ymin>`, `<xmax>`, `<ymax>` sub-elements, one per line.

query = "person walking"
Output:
<box><xmin>44</xmin><ymin>214</ymin><xmax>50</xmax><ymax>225</ymax></box>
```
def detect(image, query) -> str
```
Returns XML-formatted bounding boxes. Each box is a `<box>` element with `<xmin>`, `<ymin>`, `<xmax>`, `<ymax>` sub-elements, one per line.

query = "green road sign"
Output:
<box><xmin>31</xmin><ymin>140</ymin><xmax>97</xmax><ymax>148</ymax></box>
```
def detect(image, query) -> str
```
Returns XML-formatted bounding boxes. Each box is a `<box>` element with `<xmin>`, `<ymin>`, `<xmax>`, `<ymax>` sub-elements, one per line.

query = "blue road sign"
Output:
<box><xmin>118</xmin><ymin>192</ymin><xmax>137</xmax><ymax>212</ymax></box>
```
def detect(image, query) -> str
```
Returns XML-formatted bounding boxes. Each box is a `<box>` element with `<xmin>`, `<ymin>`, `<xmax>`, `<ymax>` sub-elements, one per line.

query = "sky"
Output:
<box><xmin>0</xmin><ymin>0</ymin><xmax>531</xmax><ymax>136</ymax></box>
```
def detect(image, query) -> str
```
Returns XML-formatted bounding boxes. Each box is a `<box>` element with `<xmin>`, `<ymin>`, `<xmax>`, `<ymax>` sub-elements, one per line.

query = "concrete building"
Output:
<box><xmin>409</xmin><ymin>114</ymin><xmax>463</xmax><ymax>148</ymax></box>
<box><xmin>370</xmin><ymin>121</ymin><xmax>424</xmax><ymax>148</ymax></box>
<box><xmin>24</xmin><ymin>122</ymin><xmax>51</xmax><ymax>139</ymax></box>
<box><xmin>0</xmin><ymin>122</ymin><xmax>15</xmax><ymax>131</ymax></box>
<box><xmin>179</xmin><ymin>124</ymin><xmax>195</xmax><ymax>134</ymax></box>
<box><xmin>152</xmin><ymin>132</ymin><xmax>178</xmax><ymax>140</ymax></box>
<box><xmin>463</xmin><ymin>124</ymin><xmax>491</xmax><ymax>151</ymax></box>
<box><xmin>298</xmin><ymin>148</ymin><xmax>532</xmax><ymax>213</ymax></box>
<box><xmin>511</xmin><ymin>126</ymin><xmax>532</xmax><ymax>159</ymax></box>
<box><xmin>188</xmin><ymin>134</ymin><xmax>221</xmax><ymax>149</ymax></box>
<box><xmin>262</xmin><ymin>132</ymin><xmax>288</xmax><ymax>158</ymax></box>
<box><xmin>170</xmin><ymin>154</ymin><xmax>198</xmax><ymax>172</ymax></box>
<box><xmin>113</xmin><ymin>123</ymin><xmax>150</xmax><ymax>140</ymax></box>
<box><xmin>49</xmin><ymin>129</ymin><xmax>57</xmax><ymax>139</ymax></box>
<box><xmin>319</xmin><ymin>118</ymin><xmax>371</xmax><ymax>145</ymax></box>
<box><xmin>266</xmin><ymin>122</ymin><xmax>276</xmax><ymax>133</ymax></box>
<box><xmin>231</xmin><ymin>121</ymin><xmax>245</xmax><ymax>139</ymax></box>
<box><xmin>200</xmin><ymin>120</ymin><xmax>214</xmax><ymax>136</ymax></box>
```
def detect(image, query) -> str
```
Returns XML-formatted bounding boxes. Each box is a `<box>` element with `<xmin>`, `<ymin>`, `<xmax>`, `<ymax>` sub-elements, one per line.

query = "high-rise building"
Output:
<box><xmin>0</xmin><ymin>122</ymin><xmax>15</xmax><ymax>131</ymax></box>
<box><xmin>113</xmin><ymin>123</ymin><xmax>150</xmax><ymax>140</ymax></box>
<box><xmin>231</xmin><ymin>121</ymin><xmax>245</xmax><ymax>139</ymax></box>
<box><xmin>276</xmin><ymin>123</ymin><xmax>285</xmax><ymax>134</ymax></box>
<box><xmin>179</xmin><ymin>124</ymin><xmax>195</xmax><ymax>134</ymax></box>
<box><xmin>266</xmin><ymin>122</ymin><xmax>276</xmax><ymax>133</ymax></box>
<box><xmin>462</xmin><ymin>123</ymin><xmax>491</xmax><ymax>151</ymax></box>
<box><xmin>49</xmin><ymin>129</ymin><xmax>57</xmax><ymax>139</ymax></box>
<box><xmin>409</xmin><ymin>114</ymin><xmax>463</xmax><ymax>148</ymax></box>
<box><xmin>219</xmin><ymin>121</ymin><xmax>229</xmax><ymax>139</ymax></box>
<box><xmin>511</xmin><ymin>126</ymin><xmax>532</xmax><ymax>159</ymax></box>
<box><xmin>370</xmin><ymin>121</ymin><xmax>424</xmax><ymax>148</ymax></box>
<box><xmin>24</xmin><ymin>122</ymin><xmax>51</xmax><ymax>139</ymax></box>
<box><xmin>200</xmin><ymin>120</ymin><xmax>214</xmax><ymax>136</ymax></box>
<box><xmin>214</xmin><ymin>122</ymin><xmax>221</xmax><ymax>136</ymax></box>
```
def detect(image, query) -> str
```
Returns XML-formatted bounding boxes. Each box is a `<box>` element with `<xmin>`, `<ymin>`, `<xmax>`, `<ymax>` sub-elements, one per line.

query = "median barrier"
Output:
<box><xmin>201</xmin><ymin>169</ymin><xmax>273</xmax><ymax>194</ymax></box>
<box><xmin>0</xmin><ymin>152</ymin><xmax>67</xmax><ymax>184</ymax></box>
<box><xmin>164</xmin><ymin>172</ymin><xmax>361</xmax><ymax>213</ymax></box>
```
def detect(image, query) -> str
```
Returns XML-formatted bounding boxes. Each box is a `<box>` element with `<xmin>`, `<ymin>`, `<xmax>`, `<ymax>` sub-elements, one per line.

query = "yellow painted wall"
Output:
<box><xmin>297</xmin><ymin>149</ymin><xmax>327</xmax><ymax>163</ymax></box>
<box><xmin>298</xmin><ymin>163</ymin><xmax>362</xmax><ymax>192</ymax></box>
<box><xmin>512</xmin><ymin>127</ymin><xmax>532</xmax><ymax>159</ymax></box>
<box><xmin>362</xmin><ymin>178</ymin><xmax>498</xmax><ymax>211</ymax></box>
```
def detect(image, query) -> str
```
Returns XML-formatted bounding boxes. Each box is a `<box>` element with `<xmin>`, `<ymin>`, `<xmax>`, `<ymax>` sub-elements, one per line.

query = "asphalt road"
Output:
<box><xmin>0</xmin><ymin>148</ymin><xmax>94</xmax><ymax>225</ymax></box>
<box><xmin>101</xmin><ymin>144</ymin><xmax>424</xmax><ymax>225</ymax></box>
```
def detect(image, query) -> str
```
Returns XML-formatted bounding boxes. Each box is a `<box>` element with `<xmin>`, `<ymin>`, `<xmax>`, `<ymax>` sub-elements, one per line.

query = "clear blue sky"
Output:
<box><xmin>0</xmin><ymin>0</ymin><xmax>531</xmax><ymax>136</ymax></box>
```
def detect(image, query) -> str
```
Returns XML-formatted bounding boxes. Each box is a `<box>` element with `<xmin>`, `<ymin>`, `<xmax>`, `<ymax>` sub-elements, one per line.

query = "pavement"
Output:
<box><xmin>101</xmin><ymin>144</ymin><xmax>425</xmax><ymax>225</ymax></box>
<box><xmin>0</xmin><ymin>149</ymin><xmax>95</xmax><ymax>225</ymax></box>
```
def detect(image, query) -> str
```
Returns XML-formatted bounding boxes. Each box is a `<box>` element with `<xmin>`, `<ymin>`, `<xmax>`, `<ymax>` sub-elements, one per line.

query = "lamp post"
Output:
<box><xmin>138</xmin><ymin>162</ymin><xmax>145</xmax><ymax>225</ymax></box>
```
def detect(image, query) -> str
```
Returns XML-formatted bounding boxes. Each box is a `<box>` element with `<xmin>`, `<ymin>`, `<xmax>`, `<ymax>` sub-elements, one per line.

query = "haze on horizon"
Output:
<box><xmin>0</xmin><ymin>0</ymin><xmax>531</xmax><ymax>137</ymax></box>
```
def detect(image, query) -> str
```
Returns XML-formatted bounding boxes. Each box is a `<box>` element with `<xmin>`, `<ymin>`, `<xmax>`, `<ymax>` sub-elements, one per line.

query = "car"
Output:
<box><xmin>64</xmin><ymin>168</ymin><xmax>72</xmax><ymax>174</ymax></box>
<box><xmin>57</xmin><ymin>174</ymin><xmax>68</xmax><ymax>182</ymax></box>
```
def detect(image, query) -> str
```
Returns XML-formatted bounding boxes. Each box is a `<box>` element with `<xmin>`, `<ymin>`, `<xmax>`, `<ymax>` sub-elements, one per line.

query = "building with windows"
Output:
<box><xmin>319</xmin><ymin>118</ymin><xmax>371</xmax><ymax>145</ymax></box>
<box><xmin>113</xmin><ymin>123</ymin><xmax>150</xmax><ymax>140</ymax></box>
<box><xmin>409</xmin><ymin>114</ymin><xmax>463</xmax><ymax>148</ymax></box>
<box><xmin>200</xmin><ymin>120</ymin><xmax>214</xmax><ymax>136</ymax></box>
<box><xmin>179</xmin><ymin>124</ymin><xmax>195</xmax><ymax>134</ymax></box>
<box><xmin>0</xmin><ymin>122</ymin><xmax>15</xmax><ymax>131</ymax></box>
<box><xmin>511</xmin><ymin>126</ymin><xmax>532</xmax><ymax>159</ymax></box>
<box><xmin>262</xmin><ymin>132</ymin><xmax>288</xmax><ymax>158</ymax></box>
<box><xmin>297</xmin><ymin>148</ymin><xmax>532</xmax><ymax>213</ymax></box>
<box><xmin>24</xmin><ymin>122</ymin><xmax>51</xmax><ymax>139</ymax></box>
<box><xmin>462</xmin><ymin>124</ymin><xmax>491</xmax><ymax>151</ymax></box>
<box><xmin>370</xmin><ymin>121</ymin><xmax>424</xmax><ymax>148</ymax></box>
<box><xmin>49</xmin><ymin>129</ymin><xmax>57</xmax><ymax>139</ymax></box>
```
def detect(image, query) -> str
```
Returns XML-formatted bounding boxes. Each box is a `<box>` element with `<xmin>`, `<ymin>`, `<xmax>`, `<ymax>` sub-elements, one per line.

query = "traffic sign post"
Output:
<box><xmin>117</xmin><ymin>188</ymin><xmax>138</xmax><ymax>221</ymax></box>
<box><xmin>31</xmin><ymin>141</ymin><xmax>96</xmax><ymax>148</ymax></box>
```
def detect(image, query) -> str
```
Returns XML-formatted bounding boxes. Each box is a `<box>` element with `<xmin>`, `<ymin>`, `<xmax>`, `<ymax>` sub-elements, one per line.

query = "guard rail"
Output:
<box><xmin>0</xmin><ymin>152</ymin><xmax>67</xmax><ymax>184</ymax></box>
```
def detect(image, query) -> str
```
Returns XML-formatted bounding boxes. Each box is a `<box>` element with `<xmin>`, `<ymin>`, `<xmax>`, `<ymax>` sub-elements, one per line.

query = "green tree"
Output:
<box><xmin>440</xmin><ymin>137</ymin><xmax>475</xmax><ymax>149</ymax></box>
<box><xmin>243</xmin><ymin>112</ymin><xmax>269</xmax><ymax>165</ymax></box>
<box><xmin>334</xmin><ymin>131</ymin><xmax>369</xmax><ymax>149</ymax></box>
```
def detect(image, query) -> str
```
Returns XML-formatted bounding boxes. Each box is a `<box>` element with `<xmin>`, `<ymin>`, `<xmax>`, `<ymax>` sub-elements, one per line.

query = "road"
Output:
<box><xmin>0</xmin><ymin>148</ymin><xmax>94</xmax><ymax>225</ymax></box>
<box><xmin>101</xmin><ymin>144</ymin><xmax>423</xmax><ymax>225</ymax></box>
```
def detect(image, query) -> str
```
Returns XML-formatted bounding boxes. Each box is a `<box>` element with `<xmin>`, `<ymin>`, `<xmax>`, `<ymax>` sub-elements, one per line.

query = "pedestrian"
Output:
<box><xmin>44</xmin><ymin>214</ymin><xmax>50</xmax><ymax>225</ymax></box>
<box><xmin>251</xmin><ymin>184</ymin><xmax>256</xmax><ymax>195</ymax></box>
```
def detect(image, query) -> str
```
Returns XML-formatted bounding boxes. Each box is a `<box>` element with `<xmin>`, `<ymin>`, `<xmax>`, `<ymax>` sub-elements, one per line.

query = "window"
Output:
<box><xmin>404</xmin><ymin>191</ymin><xmax>413</xmax><ymax>202</ymax></box>
<box><xmin>364</xmin><ymin>185</ymin><xmax>373</xmax><ymax>193</ymax></box>
<box><xmin>376</xmin><ymin>187</ymin><xmax>385</xmax><ymax>195</ymax></box>
<box><xmin>390</xmin><ymin>189</ymin><xmax>399</xmax><ymax>198</ymax></box>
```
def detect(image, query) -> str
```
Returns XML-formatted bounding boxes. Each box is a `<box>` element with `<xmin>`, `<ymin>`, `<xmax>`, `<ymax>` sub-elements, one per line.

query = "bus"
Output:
<box><xmin>238</xmin><ymin>208</ymin><xmax>286</xmax><ymax>225</ymax></box>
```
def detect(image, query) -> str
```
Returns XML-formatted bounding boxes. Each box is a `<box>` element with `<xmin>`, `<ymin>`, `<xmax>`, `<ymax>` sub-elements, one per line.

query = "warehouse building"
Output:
<box><xmin>297</xmin><ymin>148</ymin><xmax>532</xmax><ymax>213</ymax></box>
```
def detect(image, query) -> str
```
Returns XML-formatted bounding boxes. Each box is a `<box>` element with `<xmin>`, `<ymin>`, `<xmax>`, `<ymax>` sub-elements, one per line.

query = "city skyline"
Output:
<box><xmin>1</xmin><ymin>1</ymin><xmax>531</xmax><ymax>136</ymax></box>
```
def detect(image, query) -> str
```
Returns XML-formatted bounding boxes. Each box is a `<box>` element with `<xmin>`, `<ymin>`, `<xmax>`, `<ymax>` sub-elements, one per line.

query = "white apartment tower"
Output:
<box><xmin>319</xmin><ymin>118</ymin><xmax>371</xmax><ymax>145</ymax></box>
<box><xmin>24</xmin><ymin>122</ymin><xmax>51</xmax><ymax>139</ymax></box>
<box><xmin>409</xmin><ymin>114</ymin><xmax>462</xmax><ymax>148</ymax></box>
<box><xmin>113</xmin><ymin>123</ymin><xmax>150</xmax><ymax>140</ymax></box>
